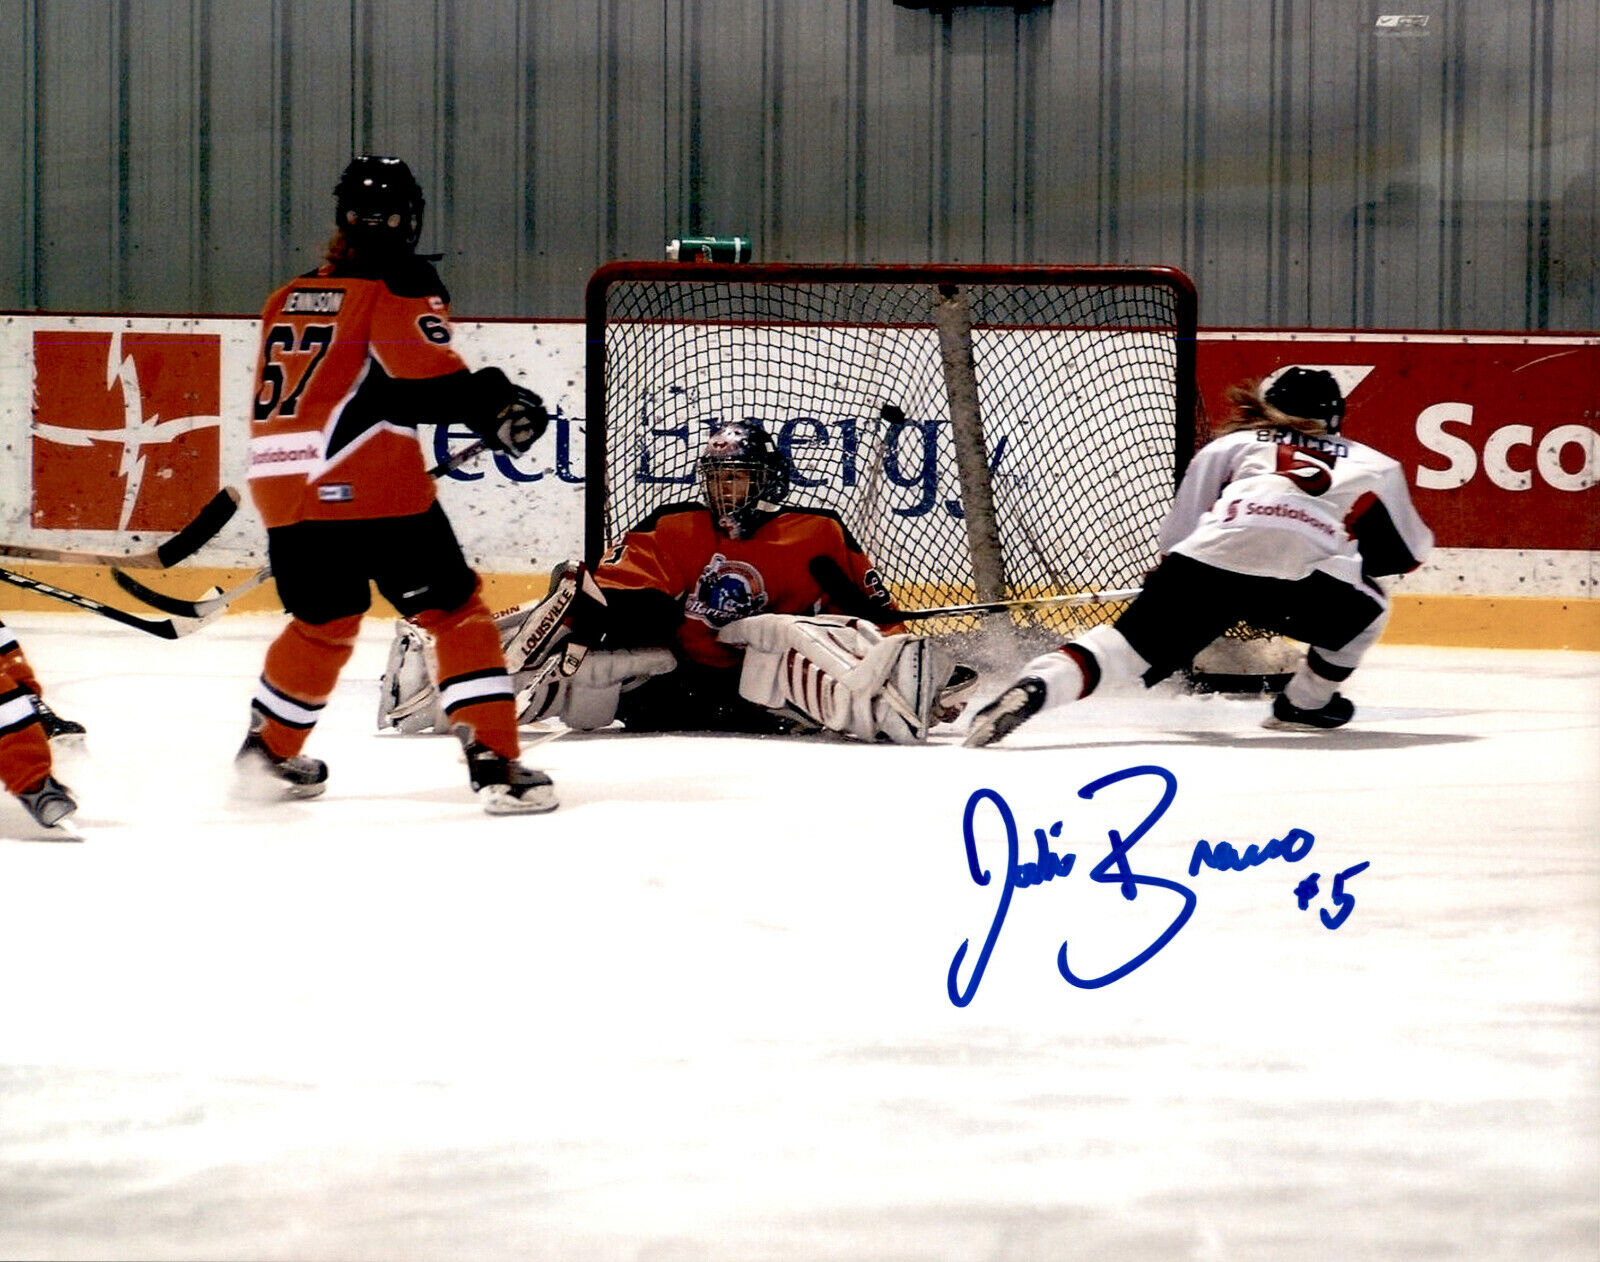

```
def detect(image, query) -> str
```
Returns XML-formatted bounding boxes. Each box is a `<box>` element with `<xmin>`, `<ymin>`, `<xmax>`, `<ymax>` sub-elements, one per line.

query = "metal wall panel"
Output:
<box><xmin>0</xmin><ymin>1</ymin><xmax>33</xmax><ymax>307</ymax></box>
<box><xmin>198</xmin><ymin>3</ymin><xmax>277</xmax><ymax>312</ymax></box>
<box><xmin>2</xmin><ymin>0</ymin><xmax>1595</xmax><ymax>330</ymax></box>
<box><xmin>32</xmin><ymin>0</ymin><xmax>118</xmax><ymax>311</ymax></box>
<box><xmin>1549</xmin><ymin>0</ymin><xmax>1598</xmax><ymax>330</ymax></box>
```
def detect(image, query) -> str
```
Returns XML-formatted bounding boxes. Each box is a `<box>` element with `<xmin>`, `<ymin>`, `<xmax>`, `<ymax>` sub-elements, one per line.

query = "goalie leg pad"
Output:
<box><xmin>378</xmin><ymin>562</ymin><xmax>602</xmax><ymax>736</ymax></box>
<box><xmin>497</xmin><ymin>562</ymin><xmax>582</xmax><ymax>673</ymax></box>
<box><xmin>720</xmin><ymin>614</ymin><xmax>952</xmax><ymax>744</ymax></box>
<box><xmin>518</xmin><ymin>648</ymin><xmax>678</xmax><ymax>731</ymax></box>
<box><xmin>724</xmin><ymin>615</ymin><xmax>885</xmax><ymax>741</ymax></box>
<box><xmin>378</xmin><ymin>620</ymin><xmax>445</xmax><ymax>733</ymax></box>
<box><xmin>871</xmin><ymin>633</ymin><xmax>957</xmax><ymax>744</ymax></box>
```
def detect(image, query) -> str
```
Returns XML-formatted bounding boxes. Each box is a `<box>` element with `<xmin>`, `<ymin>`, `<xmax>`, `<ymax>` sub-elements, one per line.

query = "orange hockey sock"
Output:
<box><xmin>0</xmin><ymin>621</ymin><xmax>42</xmax><ymax>696</ymax></box>
<box><xmin>0</xmin><ymin>674</ymin><xmax>52</xmax><ymax>796</ymax></box>
<box><xmin>411</xmin><ymin>588</ymin><xmax>520</xmax><ymax>759</ymax></box>
<box><xmin>249</xmin><ymin>614</ymin><xmax>363</xmax><ymax>758</ymax></box>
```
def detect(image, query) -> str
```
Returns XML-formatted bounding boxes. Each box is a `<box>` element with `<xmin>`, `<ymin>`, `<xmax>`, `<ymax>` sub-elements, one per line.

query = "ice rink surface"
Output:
<box><xmin>0</xmin><ymin>610</ymin><xmax>1595</xmax><ymax>1261</ymax></box>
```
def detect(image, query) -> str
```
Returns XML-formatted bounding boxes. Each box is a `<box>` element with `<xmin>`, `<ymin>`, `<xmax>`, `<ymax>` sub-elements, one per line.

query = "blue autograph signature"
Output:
<box><xmin>947</xmin><ymin>765</ymin><xmax>1366</xmax><ymax>1007</ymax></box>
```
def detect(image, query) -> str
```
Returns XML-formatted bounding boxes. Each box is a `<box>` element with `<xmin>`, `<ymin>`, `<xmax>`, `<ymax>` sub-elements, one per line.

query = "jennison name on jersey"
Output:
<box><xmin>282</xmin><ymin>288</ymin><xmax>345</xmax><ymax>315</ymax></box>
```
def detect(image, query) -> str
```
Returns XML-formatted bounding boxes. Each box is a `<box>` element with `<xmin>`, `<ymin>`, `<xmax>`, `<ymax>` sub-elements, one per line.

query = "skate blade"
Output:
<box><xmin>230</xmin><ymin>762</ymin><xmax>328</xmax><ymax>803</ymax></box>
<box><xmin>481</xmin><ymin>784</ymin><xmax>559</xmax><ymax>815</ymax></box>
<box><xmin>44</xmin><ymin>817</ymin><xmax>84</xmax><ymax>841</ymax></box>
<box><xmin>12</xmin><ymin>814</ymin><xmax>84</xmax><ymax>842</ymax></box>
<box><xmin>1260</xmin><ymin>715</ymin><xmax>1345</xmax><ymax>732</ymax></box>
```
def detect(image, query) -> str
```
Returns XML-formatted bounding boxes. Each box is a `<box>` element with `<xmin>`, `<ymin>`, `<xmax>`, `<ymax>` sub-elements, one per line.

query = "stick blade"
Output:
<box><xmin>150</xmin><ymin>487</ymin><xmax>241</xmax><ymax>568</ymax></box>
<box><xmin>111</xmin><ymin>567</ymin><xmax>210</xmax><ymax>617</ymax></box>
<box><xmin>112</xmin><ymin>564</ymin><xmax>270</xmax><ymax>620</ymax></box>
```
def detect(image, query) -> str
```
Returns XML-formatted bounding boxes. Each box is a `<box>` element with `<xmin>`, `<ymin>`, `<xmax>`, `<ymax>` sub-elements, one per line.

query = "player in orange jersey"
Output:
<box><xmin>381</xmin><ymin>421</ymin><xmax>975</xmax><ymax>743</ymax></box>
<box><xmin>239</xmin><ymin>155</ymin><xmax>555</xmax><ymax>814</ymax></box>
<box><xmin>0</xmin><ymin>618</ymin><xmax>84</xmax><ymax>829</ymax></box>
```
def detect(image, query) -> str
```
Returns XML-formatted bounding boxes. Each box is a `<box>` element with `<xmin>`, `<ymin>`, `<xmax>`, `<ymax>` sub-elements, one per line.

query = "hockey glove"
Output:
<box><xmin>490</xmin><ymin>386</ymin><xmax>549</xmax><ymax>456</ymax></box>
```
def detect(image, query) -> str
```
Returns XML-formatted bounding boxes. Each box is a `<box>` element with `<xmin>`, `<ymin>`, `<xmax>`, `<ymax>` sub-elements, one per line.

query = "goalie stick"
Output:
<box><xmin>0</xmin><ymin>486</ymin><xmax>240</xmax><ymax>569</ymax></box>
<box><xmin>111</xmin><ymin>437</ymin><xmax>494</xmax><ymax>619</ymax></box>
<box><xmin>805</xmin><ymin>555</ymin><xmax>1139</xmax><ymax>624</ymax></box>
<box><xmin>0</xmin><ymin>565</ymin><xmax>215</xmax><ymax>639</ymax></box>
<box><xmin>887</xmin><ymin>588</ymin><xmax>1141</xmax><ymax>620</ymax></box>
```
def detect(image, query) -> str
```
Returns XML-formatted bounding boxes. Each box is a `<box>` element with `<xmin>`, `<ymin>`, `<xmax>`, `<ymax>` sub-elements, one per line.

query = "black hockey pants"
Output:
<box><xmin>1115</xmin><ymin>553</ymin><xmax>1386</xmax><ymax>686</ymax></box>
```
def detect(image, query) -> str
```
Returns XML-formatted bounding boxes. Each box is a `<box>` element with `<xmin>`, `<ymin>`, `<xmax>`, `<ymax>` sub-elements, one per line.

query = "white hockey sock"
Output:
<box><xmin>1018</xmin><ymin>625</ymin><xmax>1150</xmax><ymax>707</ymax></box>
<box><xmin>1282</xmin><ymin>661</ymin><xmax>1339</xmax><ymax>711</ymax></box>
<box><xmin>1022</xmin><ymin>646</ymin><xmax>1093</xmax><ymax>705</ymax></box>
<box><xmin>1072</xmin><ymin>624</ymin><xmax>1152</xmax><ymax>690</ymax></box>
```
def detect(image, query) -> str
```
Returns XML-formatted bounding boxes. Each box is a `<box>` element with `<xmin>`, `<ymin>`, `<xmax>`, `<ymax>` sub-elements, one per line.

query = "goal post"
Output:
<box><xmin>933</xmin><ymin>283</ymin><xmax>1007</xmax><ymax>607</ymax></box>
<box><xmin>583</xmin><ymin>261</ymin><xmax>1197</xmax><ymax>637</ymax></box>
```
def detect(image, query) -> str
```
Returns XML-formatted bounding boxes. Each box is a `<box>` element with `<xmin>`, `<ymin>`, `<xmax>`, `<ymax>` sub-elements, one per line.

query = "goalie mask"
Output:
<box><xmin>1263</xmin><ymin>367</ymin><xmax>1346</xmax><ymax>434</ymax></box>
<box><xmin>334</xmin><ymin>155</ymin><xmax>425</xmax><ymax>255</ymax></box>
<box><xmin>698</xmin><ymin>421</ymin><xmax>791</xmax><ymax>539</ymax></box>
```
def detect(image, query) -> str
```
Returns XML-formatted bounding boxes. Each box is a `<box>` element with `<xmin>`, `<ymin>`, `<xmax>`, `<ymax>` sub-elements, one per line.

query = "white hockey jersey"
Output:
<box><xmin>1160</xmin><ymin>426</ymin><xmax>1434</xmax><ymax>592</ymax></box>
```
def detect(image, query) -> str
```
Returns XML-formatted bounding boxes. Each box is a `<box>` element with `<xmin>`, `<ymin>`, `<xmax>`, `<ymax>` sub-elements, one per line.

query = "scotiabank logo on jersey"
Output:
<box><xmin>31</xmin><ymin>330</ymin><xmax>221</xmax><ymax>531</ymax></box>
<box><xmin>1197</xmin><ymin>337</ymin><xmax>1599</xmax><ymax>550</ymax></box>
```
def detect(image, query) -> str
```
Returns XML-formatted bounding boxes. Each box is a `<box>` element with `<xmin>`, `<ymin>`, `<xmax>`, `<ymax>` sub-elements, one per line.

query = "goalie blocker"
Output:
<box><xmin>379</xmin><ymin>566</ymin><xmax>975</xmax><ymax>745</ymax></box>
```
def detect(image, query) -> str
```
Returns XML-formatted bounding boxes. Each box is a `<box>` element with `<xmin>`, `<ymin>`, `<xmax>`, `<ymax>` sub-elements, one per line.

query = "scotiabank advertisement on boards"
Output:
<box><xmin>2</xmin><ymin>317</ymin><xmax>1595</xmax><ymax>583</ymax></box>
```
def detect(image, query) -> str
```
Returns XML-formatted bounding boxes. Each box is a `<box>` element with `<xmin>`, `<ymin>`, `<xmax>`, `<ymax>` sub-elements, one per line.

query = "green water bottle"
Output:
<box><xmin>666</xmin><ymin>236</ymin><xmax>752</xmax><ymax>263</ymax></box>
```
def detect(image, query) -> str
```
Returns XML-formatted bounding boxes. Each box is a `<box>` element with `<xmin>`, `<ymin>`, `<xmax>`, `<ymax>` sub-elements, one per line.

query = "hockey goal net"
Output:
<box><xmin>584</xmin><ymin>262</ymin><xmax>1196</xmax><ymax>638</ymax></box>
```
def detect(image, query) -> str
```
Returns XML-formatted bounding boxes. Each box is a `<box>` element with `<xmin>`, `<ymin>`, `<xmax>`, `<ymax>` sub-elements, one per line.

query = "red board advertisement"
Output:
<box><xmin>1197</xmin><ymin>335</ymin><xmax>1600</xmax><ymax>550</ymax></box>
<box><xmin>31</xmin><ymin>330</ymin><xmax>221</xmax><ymax>531</ymax></box>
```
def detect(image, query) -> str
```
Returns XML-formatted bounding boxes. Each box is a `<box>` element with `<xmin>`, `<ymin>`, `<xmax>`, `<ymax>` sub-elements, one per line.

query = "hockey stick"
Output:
<box><xmin>111</xmin><ymin>565</ymin><xmax>277</xmax><ymax>619</ymax></box>
<box><xmin>0</xmin><ymin>565</ymin><xmax>214</xmax><ymax>639</ymax></box>
<box><xmin>889</xmin><ymin>588</ymin><xmax>1141</xmax><ymax>621</ymax></box>
<box><xmin>806</xmin><ymin>554</ymin><xmax>1138</xmax><ymax>625</ymax></box>
<box><xmin>111</xmin><ymin>438</ymin><xmax>494</xmax><ymax>619</ymax></box>
<box><xmin>0</xmin><ymin>486</ymin><xmax>241</xmax><ymax>569</ymax></box>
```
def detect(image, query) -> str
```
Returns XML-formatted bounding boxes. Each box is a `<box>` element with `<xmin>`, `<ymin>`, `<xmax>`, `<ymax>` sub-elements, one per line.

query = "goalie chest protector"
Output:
<box><xmin>596</xmin><ymin>506</ymin><xmax>892</xmax><ymax>669</ymax></box>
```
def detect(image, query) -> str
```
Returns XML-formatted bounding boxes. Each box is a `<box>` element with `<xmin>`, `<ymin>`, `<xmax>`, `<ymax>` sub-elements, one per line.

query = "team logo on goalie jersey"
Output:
<box><xmin>685</xmin><ymin>554</ymin><xmax>769</xmax><ymax>628</ymax></box>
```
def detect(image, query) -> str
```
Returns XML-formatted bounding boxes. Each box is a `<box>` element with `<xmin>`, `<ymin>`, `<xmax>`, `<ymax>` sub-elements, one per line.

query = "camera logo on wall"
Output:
<box><xmin>1374</xmin><ymin>15</ymin><xmax>1430</xmax><ymax>38</ymax></box>
<box><xmin>31</xmin><ymin>329</ymin><xmax>221</xmax><ymax>531</ymax></box>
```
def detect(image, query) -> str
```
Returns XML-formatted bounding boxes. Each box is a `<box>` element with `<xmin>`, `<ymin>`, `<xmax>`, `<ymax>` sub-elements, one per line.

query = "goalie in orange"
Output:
<box><xmin>381</xmin><ymin>421</ymin><xmax>975</xmax><ymax>743</ymax></box>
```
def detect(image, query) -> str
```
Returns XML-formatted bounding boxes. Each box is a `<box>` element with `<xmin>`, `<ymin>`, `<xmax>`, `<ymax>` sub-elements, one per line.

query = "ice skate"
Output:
<box><xmin>234</xmin><ymin>730</ymin><xmax>329</xmax><ymax>800</ymax></box>
<box><xmin>963</xmin><ymin>677</ymin><xmax>1048</xmax><ymax>748</ymax></box>
<box><xmin>33</xmin><ymin>697</ymin><xmax>86</xmax><ymax>748</ymax></box>
<box><xmin>1264</xmin><ymin>691</ymin><xmax>1354</xmax><ymax>730</ymax></box>
<box><xmin>464</xmin><ymin>742</ymin><xmax>557</xmax><ymax>815</ymax></box>
<box><xmin>16</xmin><ymin>774</ymin><xmax>78</xmax><ymax>828</ymax></box>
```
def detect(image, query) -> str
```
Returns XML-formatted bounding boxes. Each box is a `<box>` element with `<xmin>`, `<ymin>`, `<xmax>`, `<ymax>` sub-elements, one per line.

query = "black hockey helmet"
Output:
<box><xmin>1264</xmin><ymin>367</ymin><xmax>1346</xmax><ymax>434</ymax></box>
<box><xmin>698</xmin><ymin>420</ymin><xmax>792</xmax><ymax>538</ymax></box>
<box><xmin>334</xmin><ymin>155</ymin><xmax>424</xmax><ymax>254</ymax></box>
